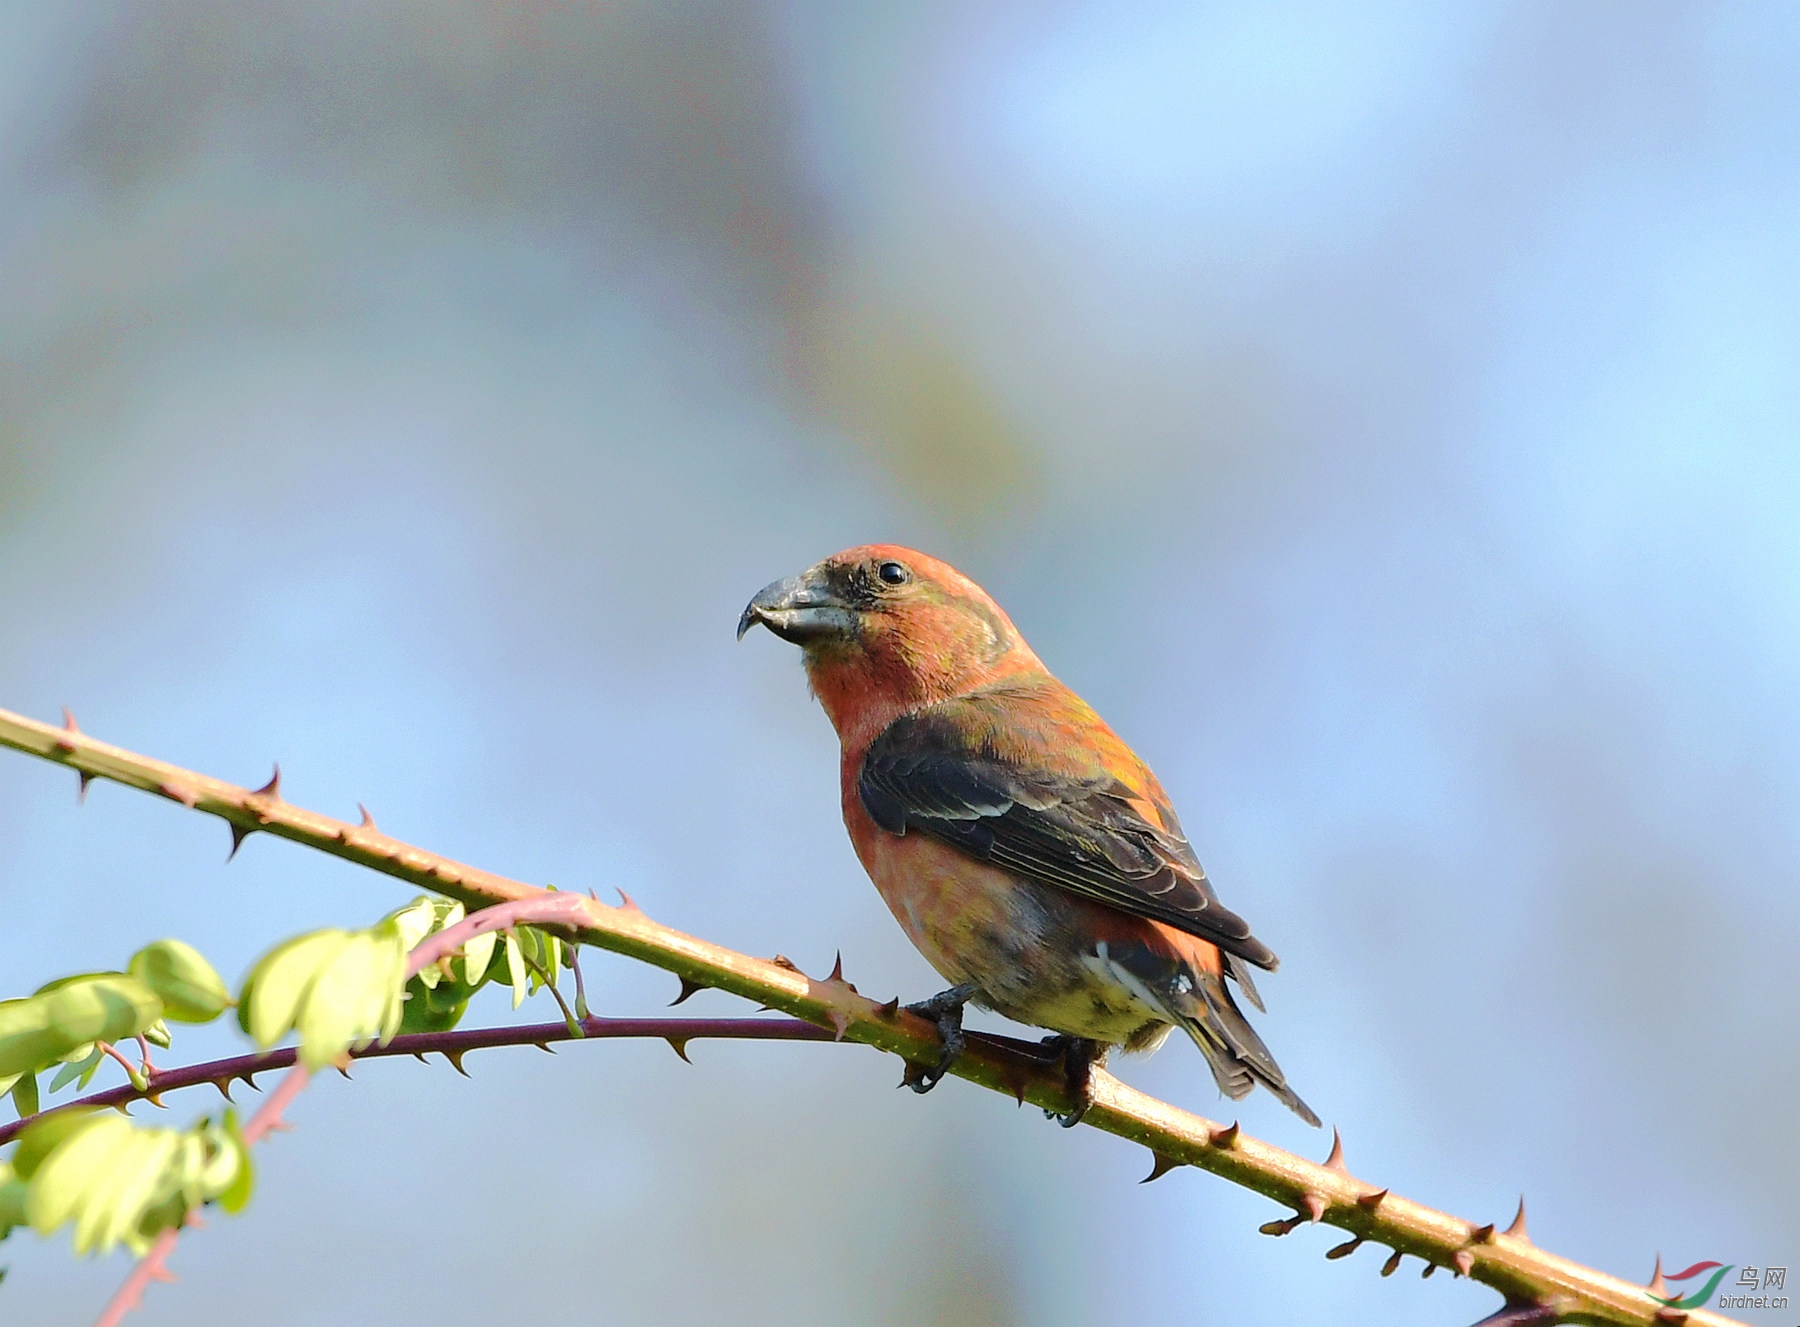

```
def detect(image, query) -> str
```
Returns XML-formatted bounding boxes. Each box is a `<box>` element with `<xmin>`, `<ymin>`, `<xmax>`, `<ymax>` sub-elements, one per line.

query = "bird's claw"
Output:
<box><xmin>899</xmin><ymin>982</ymin><xmax>979</xmax><ymax>1094</ymax></box>
<box><xmin>1039</xmin><ymin>1034</ymin><xmax>1106</xmax><ymax>1127</ymax></box>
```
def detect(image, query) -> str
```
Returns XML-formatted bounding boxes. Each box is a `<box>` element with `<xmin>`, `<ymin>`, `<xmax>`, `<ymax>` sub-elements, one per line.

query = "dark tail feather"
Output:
<box><xmin>1176</xmin><ymin>971</ymin><xmax>1320</xmax><ymax>1127</ymax></box>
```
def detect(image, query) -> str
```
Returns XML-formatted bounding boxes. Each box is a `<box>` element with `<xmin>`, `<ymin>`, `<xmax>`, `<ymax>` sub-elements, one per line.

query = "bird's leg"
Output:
<box><xmin>899</xmin><ymin>982</ymin><xmax>981</xmax><ymax>1093</ymax></box>
<box><xmin>1039</xmin><ymin>1035</ymin><xmax>1108</xmax><ymax>1128</ymax></box>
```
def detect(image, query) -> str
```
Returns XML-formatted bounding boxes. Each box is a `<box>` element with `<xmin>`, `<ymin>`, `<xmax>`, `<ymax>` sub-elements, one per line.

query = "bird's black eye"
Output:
<box><xmin>877</xmin><ymin>561</ymin><xmax>911</xmax><ymax>586</ymax></box>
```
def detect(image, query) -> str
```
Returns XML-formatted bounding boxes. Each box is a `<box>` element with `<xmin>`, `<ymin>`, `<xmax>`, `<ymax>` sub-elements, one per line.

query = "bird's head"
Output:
<box><xmin>739</xmin><ymin>545</ymin><xmax>1043</xmax><ymax>737</ymax></box>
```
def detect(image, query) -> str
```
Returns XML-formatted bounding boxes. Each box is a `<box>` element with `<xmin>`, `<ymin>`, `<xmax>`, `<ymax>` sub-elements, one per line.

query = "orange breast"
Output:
<box><xmin>841</xmin><ymin>778</ymin><xmax>1024</xmax><ymax>987</ymax></box>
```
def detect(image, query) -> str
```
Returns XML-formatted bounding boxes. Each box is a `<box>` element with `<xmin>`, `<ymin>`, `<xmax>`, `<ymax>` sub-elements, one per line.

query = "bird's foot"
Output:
<box><xmin>898</xmin><ymin>983</ymin><xmax>980</xmax><ymax>1094</ymax></box>
<box><xmin>1039</xmin><ymin>1035</ymin><xmax>1108</xmax><ymax>1128</ymax></box>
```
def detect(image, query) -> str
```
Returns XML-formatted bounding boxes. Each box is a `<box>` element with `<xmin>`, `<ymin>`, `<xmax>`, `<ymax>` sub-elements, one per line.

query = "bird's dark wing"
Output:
<box><xmin>858</xmin><ymin>690</ymin><xmax>1278</xmax><ymax>970</ymax></box>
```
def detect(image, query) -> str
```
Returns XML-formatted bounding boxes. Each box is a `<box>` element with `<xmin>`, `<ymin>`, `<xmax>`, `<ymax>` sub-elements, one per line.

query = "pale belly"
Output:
<box><xmin>852</xmin><ymin>826</ymin><xmax>1175</xmax><ymax>1049</ymax></box>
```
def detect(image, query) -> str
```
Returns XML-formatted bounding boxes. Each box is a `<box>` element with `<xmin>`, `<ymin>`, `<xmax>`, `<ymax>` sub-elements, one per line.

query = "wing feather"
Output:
<box><xmin>858</xmin><ymin>689</ymin><xmax>1279</xmax><ymax>970</ymax></box>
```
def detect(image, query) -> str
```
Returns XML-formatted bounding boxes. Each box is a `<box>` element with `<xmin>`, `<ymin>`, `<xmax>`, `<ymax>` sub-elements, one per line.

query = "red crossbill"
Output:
<box><xmin>740</xmin><ymin>545</ymin><xmax>1317</xmax><ymax>1126</ymax></box>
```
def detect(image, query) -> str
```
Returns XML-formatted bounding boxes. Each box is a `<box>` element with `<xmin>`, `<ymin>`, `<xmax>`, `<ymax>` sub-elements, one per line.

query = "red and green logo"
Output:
<box><xmin>1652</xmin><ymin>1261</ymin><xmax>1733</xmax><ymax>1309</ymax></box>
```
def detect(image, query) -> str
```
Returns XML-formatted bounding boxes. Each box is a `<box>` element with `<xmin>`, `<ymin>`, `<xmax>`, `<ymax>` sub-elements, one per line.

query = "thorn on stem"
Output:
<box><xmin>77</xmin><ymin>770</ymin><xmax>95</xmax><ymax>803</ymax></box>
<box><xmin>1301</xmin><ymin>1192</ymin><xmax>1327</xmax><ymax>1223</ymax></box>
<box><xmin>212</xmin><ymin>1079</ymin><xmax>234</xmax><ymax>1101</ymax></box>
<box><xmin>1140</xmin><ymin>1152</ymin><xmax>1183</xmax><ymax>1184</ymax></box>
<box><xmin>828</xmin><ymin>1010</ymin><xmax>849</xmax><ymax>1042</ymax></box>
<box><xmin>1453</xmin><ymin>1250</ymin><xmax>1474</xmax><ymax>1277</ymax></box>
<box><xmin>358</xmin><ymin>803</ymin><xmax>378</xmax><ymax>829</ymax></box>
<box><xmin>671</xmin><ymin>977</ymin><xmax>707</xmax><ymax>1006</ymax></box>
<box><xmin>55</xmin><ymin>707</ymin><xmax>79</xmax><ymax>751</ymax></box>
<box><xmin>1471</xmin><ymin>1223</ymin><xmax>1496</xmax><ymax>1244</ymax></box>
<box><xmin>443</xmin><ymin>1050</ymin><xmax>470</xmax><ymax>1077</ymax></box>
<box><xmin>227</xmin><ymin>823</ymin><xmax>255</xmax><ymax>862</ymax></box>
<box><xmin>665</xmin><ymin>1037</ymin><xmax>692</xmax><ymax>1064</ymax></box>
<box><xmin>770</xmin><ymin>955</ymin><xmax>801</xmax><ymax>973</ymax></box>
<box><xmin>251</xmin><ymin>765</ymin><xmax>282</xmax><ymax>800</ymax></box>
<box><xmin>877</xmin><ymin>997</ymin><xmax>900</xmax><ymax>1018</ymax></box>
<box><xmin>1210</xmin><ymin>1121</ymin><xmax>1240</xmax><ymax>1148</ymax></box>
<box><xmin>1505</xmin><ymin>1196</ymin><xmax>1530</xmax><ymax>1242</ymax></box>
<box><xmin>1647</xmin><ymin>1254</ymin><xmax>1669</xmax><ymax>1300</ymax></box>
<box><xmin>615</xmin><ymin>888</ymin><xmax>642</xmax><ymax>914</ymax></box>
<box><xmin>827</xmin><ymin>951</ymin><xmax>845</xmax><ymax>983</ymax></box>
<box><xmin>1356</xmin><ymin>1188</ymin><xmax>1389</xmax><ymax>1210</ymax></box>
<box><xmin>1322</xmin><ymin>1126</ymin><xmax>1348</xmax><ymax>1172</ymax></box>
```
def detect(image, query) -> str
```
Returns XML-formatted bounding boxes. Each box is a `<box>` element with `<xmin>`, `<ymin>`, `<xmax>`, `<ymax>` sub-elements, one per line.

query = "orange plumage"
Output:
<box><xmin>740</xmin><ymin>545</ymin><xmax>1316</xmax><ymax>1124</ymax></box>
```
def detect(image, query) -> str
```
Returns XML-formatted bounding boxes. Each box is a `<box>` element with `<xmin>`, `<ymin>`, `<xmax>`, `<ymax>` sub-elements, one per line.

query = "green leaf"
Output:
<box><xmin>11</xmin><ymin>1108</ymin><xmax>104</xmax><ymax>1180</ymax></box>
<box><xmin>26</xmin><ymin>1113</ymin><xmax>135</xmax><ymax>1238</ymax></box>
<box><xmin>538</xmin><ymin>932</ymin><xmax>561</xmax><ymax>992</ymax></box>
<box><xmin>216</xmin><ymin>1113</ymin><xmax>254</xmax><ymax>1214</ymax></box>
<box><xmin>293</xmin><ymin>928</ymin><xmax>407</xmax><ymax>1069</ymax></box>
<box><xmin>0</xmin><ymin>1163</ymin><xmax>27</xmax><ymax>1242</ymax></box>
<box><xmin>47</xmin><ymin>1046</ymin><xmax>101</xmax><ymax>1095</ymax></box>
<box><xmin>74</xmin><ymin>1128</ymin><xmax>179</xmax><ymax>1255</ymax></box>
<box><xmin>0</xmin><ymin>976</ymin><xmax>163</xmax><ymax>1079</ymax></box>
<box><xmin>129</xmin><ymin>940</ymin><xmax>231</xmax><ymax>1024</ymax></box>
<box><xmin>385</xmin><ymin>896</ymin><xmax>460</xmax><ymax>962</ymax></box>
<box><xmin>239</xmin><ymin>919</ymin><xmax>410</xmax><ymax>1068</ymax></box>
<box><xmin>460</xmin><ymin>929</ymin><xmax>496</xmax><ymax>987</ymax></box>
<box><xmin>504</xmin><ymin>933</ymin><xmax>526</xmax><ymax>1009</ymax></box>
<box><xmin>9</xmin><ymin>1073</ymin><xmax>37</xmax><ymax>1120</ymax></box>
<box><xmin>241</xmin><ymin>930</ymin><xmax>352</xmax><ymax>1048</ymax></box>
<box><xmin>75</xmin><ymin>1049</ymin><xmax>103</xmax><ymax>1092</ymax></box>
<box><xmin>397</xmin><ymin>973</ymin><xmax>470</xmax><ymax>1034</ymax></box>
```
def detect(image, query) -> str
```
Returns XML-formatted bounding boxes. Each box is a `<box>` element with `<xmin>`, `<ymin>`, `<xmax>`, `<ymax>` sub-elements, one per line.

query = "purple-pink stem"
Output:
<box><xmin>405</xmin><ymin>893</ymin><xmax>596</xmax><ymax>978</ymax></box>
<box><xmin>1</xmin><ymin>1014</ymin><xmax>831</xmax><ymax>1149</ymax></box>
<box><xmin>90</xmin><ymin>1224</ymin><xmax>182</xmax><ymax>1327</ymax></box>
<box><xmin>94</xmin><ymin>1042</ymin><xmax>141</xmax><ymax>1085</ymax></box>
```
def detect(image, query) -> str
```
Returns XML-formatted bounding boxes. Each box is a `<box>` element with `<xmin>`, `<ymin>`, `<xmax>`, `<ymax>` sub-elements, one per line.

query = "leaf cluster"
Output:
<box><xmin>1</xmin><ymin>895</ymin><xmax>567</xmax><ymax>1270</ymax></box>
<box><xmin>0</xmin><ymin>1109</ymin><xmax>250</xmax><ymax>1256</ymax></box>
<box><xmin>0</xmin><ymin>940</ymin><xmax>231</xmax><ymax>1116</ymax></box>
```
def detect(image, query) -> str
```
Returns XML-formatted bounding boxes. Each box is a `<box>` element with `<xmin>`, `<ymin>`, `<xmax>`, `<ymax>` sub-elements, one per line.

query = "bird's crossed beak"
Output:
<box><xmin>737</xmin><ymin>568</ymin><xmax>858</xmax><ymax>645</ymax></box>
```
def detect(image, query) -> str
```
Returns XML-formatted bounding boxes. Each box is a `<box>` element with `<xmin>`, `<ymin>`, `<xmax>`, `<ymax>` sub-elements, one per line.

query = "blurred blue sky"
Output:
<box><xmin>2</xmin><ymin>4</ymin><xmax>1798</xmax><ymax>1324</ymax></box>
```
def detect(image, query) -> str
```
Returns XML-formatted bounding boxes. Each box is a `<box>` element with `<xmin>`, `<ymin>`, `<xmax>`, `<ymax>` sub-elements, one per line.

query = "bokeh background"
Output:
<box><xmin>2</xmin><ymin>3</ymin><xmax>1797</xmax><ymax>1324</ymax></box>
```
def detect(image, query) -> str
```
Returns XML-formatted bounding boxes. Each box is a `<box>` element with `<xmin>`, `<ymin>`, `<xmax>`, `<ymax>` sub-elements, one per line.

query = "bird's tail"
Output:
<box><xmin>1171</xmin><ymin>970</ymin><xmax>1320</xmax><ymax>1127</ymax></box>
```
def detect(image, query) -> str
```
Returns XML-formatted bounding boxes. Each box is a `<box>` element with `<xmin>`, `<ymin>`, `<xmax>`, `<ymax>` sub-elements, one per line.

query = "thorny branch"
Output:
<box><xmin>0</xmin><ymin>705</ymin><xmax>1746</xmax><ymax>1327</ymax></box>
